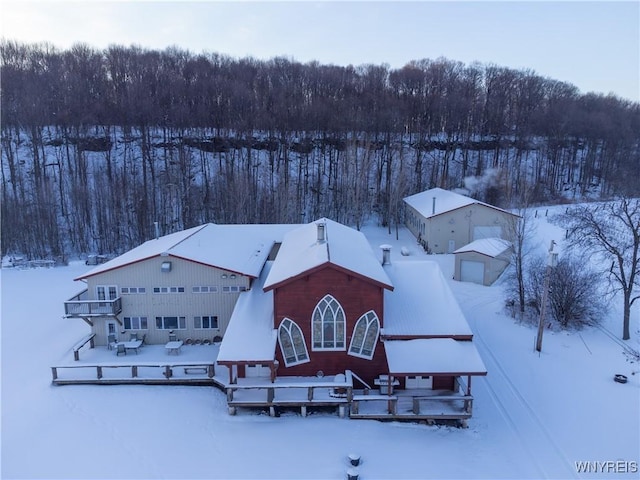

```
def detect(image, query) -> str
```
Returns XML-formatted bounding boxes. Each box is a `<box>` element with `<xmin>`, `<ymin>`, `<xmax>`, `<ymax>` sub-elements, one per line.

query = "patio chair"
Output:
<box><xmin>107</xmin><ymin>334</ymin><xmax>117</xmax><ymax>350</ymax></box>
<box><xmin>169</xmin><ymin>333</ymin><xmax>177</xmax><ymax>342</ymax></box>
<box><xmin>129</xmin><ymin>332</ymin><xmax>138</xmax><ymax>341</ymax></box>
<box><xmin>116</xmin><ymin>343</ymin><xmax>126</xmax><ymax>356</ymax></box>
<box><xmin>140</xmin><ymin>333</ymin><xmax>146</xmax><ymax>346</ymax></box>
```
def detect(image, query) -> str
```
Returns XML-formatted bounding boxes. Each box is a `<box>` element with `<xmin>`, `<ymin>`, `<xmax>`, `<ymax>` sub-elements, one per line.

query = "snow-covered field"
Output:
<box><xmin>2</xmin><ymin>209</ymin><xmax>639</xmax><ymax>479</ymax></box>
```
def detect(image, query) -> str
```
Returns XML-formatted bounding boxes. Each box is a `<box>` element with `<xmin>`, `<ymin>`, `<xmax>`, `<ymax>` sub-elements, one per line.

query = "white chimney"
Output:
<box><xmin>380</xmin><ymin>244</ymin><xmax>392</xmax><ymax>266</ymax></box>
<box><xmin>317</xmin><ymin>222</ymin><xmax>326</xmax><ymax>243</ymax></box>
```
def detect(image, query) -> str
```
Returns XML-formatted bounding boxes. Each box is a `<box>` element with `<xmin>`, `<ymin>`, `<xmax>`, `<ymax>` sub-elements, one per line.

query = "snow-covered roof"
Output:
<box><xmin>384</xmin><ymin>338</ymin><xmax>487</xmax><ymax>375</ymax></box>
<box><xmin>76</xmin><ymin>223</ymin><xmax>299</xmax><ymax>281</ymax></box>
<box><xmin>454</xmin><ymin>238</ymin><xmax>512</xmax><ymax>258</ymax></box>
<box><xmin>263</xmin><ymin>218</ymin><xmax>393</xmax><ymax>290</ymax></box>
<box><xmin>216</xmin><ymin>262</ymin><xmax>277</xmax><ymax>363</ymax></box>
<box><xmin>404</xmin><ymin>187</ymin><xmax>516</xmax><ymax>219</ymax></box>
<box><xmin>382</xmin><ymin>261</ymin><xmax>473</xmax><ymax>337</ymax></box>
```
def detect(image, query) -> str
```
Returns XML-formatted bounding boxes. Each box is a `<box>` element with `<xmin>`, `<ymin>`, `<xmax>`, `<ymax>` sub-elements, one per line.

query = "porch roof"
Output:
<box><xmin>384</xmin><ymin>338</ymin><xmax>487</xmax><ymax>376</ymax></box>
<box><xmin>217</xmin><ymin>262</ymin><xmax>277</xmax><ymax>363</ymax></box>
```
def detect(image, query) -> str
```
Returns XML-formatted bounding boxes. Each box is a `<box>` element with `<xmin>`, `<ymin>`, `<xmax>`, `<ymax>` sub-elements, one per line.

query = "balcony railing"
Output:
<box><xmin>64</xmin><ymin>289</ymin><xmax>122</xmax><ymax>317</ymax></box>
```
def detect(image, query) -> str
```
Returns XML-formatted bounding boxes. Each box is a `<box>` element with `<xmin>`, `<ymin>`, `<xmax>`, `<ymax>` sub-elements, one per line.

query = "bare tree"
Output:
<box><xmin>559</xmin><ymin>198</ymin><xmax>640</xmax><ymax>340</ymax></box>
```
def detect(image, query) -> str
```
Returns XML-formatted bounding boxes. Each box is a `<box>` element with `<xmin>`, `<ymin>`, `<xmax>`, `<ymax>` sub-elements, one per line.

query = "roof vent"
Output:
<box><xmin>317</xmin><ymin>222</ymin><xmax>326</xmax><ymax>243</ymax></box>
<box><xmin>380</xmin><ymin>244</ymin><xmax>392</xmax><ymax>266</ymax></box>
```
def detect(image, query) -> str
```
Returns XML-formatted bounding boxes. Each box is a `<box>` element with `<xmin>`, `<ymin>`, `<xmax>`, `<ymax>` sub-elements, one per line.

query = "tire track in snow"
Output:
<box><xmin>456</xmin><ymin>288</ymin><xmax>578</xmax><ymax>478</ymax></box>
<box><xmin>473</xmin><ymin>330</ymin><xmax>578</xmax><ymax>479</ymax></box>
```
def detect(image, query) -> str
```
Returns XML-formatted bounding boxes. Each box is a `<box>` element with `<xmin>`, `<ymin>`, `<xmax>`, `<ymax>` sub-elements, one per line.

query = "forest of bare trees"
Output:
<box><xmin>1</xmin><ymin>40</ymin><xmax>639</xmax><ymax>259</ymax></box>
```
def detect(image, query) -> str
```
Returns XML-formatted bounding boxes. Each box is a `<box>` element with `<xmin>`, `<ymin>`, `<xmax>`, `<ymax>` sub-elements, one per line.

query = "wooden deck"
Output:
<box><xmin>226</xmin><ymin>372</ymin><xmax>353</xmax><ymax>417</ymax></box>
<box><xmin>349</xmin><ymin>388</ymin><xmax>473</xmax><ymax>425</ymax></box>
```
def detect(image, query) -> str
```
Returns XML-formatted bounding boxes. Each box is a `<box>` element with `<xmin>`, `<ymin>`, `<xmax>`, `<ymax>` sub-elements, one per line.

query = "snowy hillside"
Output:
<box><xmin>1</xmin><ymin>209</ymin><xmax>638</xmax><ymax>479</ymax></box>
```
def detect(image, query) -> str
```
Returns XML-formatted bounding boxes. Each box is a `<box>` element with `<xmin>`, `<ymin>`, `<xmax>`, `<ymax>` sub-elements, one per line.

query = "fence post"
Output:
<box><xmin>132</xmin><ymin>365</ymin><xmax>138</xmax><ymax>378</ymax></box>
<box><xmin>97</xmin><ymin>366</ymin><xmax>103</xmax><ymax>379</ymax></box>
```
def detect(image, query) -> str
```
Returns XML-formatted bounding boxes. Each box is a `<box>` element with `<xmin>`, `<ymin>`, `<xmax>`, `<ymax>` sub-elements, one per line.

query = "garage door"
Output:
<box><xmin>473</xmin><ymin>225</ymin><xmax>502</xmax><ymax>240</ymax></box>
<box><xmin>460</xmin><ymin>260</ymin><xmax>485</xmax><ymax>284</ymax></box>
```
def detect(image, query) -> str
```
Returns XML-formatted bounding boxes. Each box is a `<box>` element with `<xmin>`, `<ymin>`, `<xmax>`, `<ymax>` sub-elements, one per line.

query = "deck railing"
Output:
<box><xmin>51</xmin><ymin>362</ymin><xmax>217</xmax><ymax>385</ymax></box>
<box><xmin>64</xmin><ymin>289</ymin><xmax>122</xmax><ymax>316</ymax></box>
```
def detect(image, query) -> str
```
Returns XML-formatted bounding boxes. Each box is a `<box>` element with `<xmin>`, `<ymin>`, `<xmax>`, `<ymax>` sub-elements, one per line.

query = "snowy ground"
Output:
<box><xmin>2</xmin><ymin>210</ymin><xmax>639</xmax><ymax>479</ymax></box>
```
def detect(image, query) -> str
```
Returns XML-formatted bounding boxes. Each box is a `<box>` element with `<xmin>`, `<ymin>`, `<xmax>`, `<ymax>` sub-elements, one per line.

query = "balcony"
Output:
<box><xmin>64</xmin><ymin>289</ymin><xmax>122</xmax><ymax>317</ymax></box>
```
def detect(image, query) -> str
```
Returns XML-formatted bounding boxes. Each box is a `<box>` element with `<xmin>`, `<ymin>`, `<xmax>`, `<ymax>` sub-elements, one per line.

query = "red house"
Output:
<box><xmin>217</xmin><ymin>218</ymin><xmax>486</xmax><ymax>421</ymax></box>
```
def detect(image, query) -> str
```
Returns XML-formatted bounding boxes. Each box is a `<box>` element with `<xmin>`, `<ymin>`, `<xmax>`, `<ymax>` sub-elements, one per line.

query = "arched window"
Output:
<box><xmin>348</xmin><ymin>311</ymin><xmax>379</xmax><ymax>360</ymax></box>
<box><xmin>312</xmin><ymin>295</ymin><xmax>346</xmax><ymax>350</ymax></box>
<box><xmin>278</xmin><ymin>318</ymin><xmax>309</xmax><ymax>366</ymax></box>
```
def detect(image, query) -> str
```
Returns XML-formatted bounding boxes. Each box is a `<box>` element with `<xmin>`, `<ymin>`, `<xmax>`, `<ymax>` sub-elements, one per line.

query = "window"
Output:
<box><xmin>278</xmin><ymin>318</ymin><xmax>309</xmax><ymax>366</ymax></box>
<box><xmin>312</xmin><ymin>295</ymin><xmax>346</xmax><ymax>350</ymax></box>
<box><xmin>96</xmin><ymin>285</ymin><xmax>118</xmax><ymax>301</ymax></box>
<box><xmin>153</xmin><ymin>286</ymin><xmax>185</xmax><ymax>293</ymax></box>
<box><xmin>192</xmin><ymin>286</ymin><xmax>218</xmax><ymax>293</ymax></box>
<box><xmin>123</xmin><ymin>316</ymin><xmax>148</xmax><ymax>330</ymax></box>
<box><xmin>348</xmin><ymin>311</ymin><xmax>380</xmax><ymax>359</ymax></box>
<box><xmin>121</xmin><ymin>287</ymin><xmax>146</xmax><ymax>294</ymax></box>
<box><xmin>155</xmin><ymin>316</ymin><xmax>186</xmax><ymax>330</ymax></box>
<box><xmin>194</xmin><ymin>316</ymin><xmax>218</xmax><ymax>329</ymax></box>
<box><xmin>222</xmin><ymin>285</ymin><xmax>247</xmax><ymax>293</ymax></box>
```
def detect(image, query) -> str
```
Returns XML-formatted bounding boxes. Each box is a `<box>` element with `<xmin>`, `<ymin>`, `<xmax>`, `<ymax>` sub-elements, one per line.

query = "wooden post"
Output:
<box><xmin>165</xmin><ymin>365</ymin><xmax>172</xmax><ymax>378</ymax></box>
<box><xmin>97</xmin><ymin>366</ymin><xmax>102</xmax><ymax>379</ymax></box>
<box><xmin>352</xmin><ymin>400</ymin><xmax>359</xmax><ymax>415</ymax></box>
<box><xmin>388</xmin><ymin>398</ymin><xmax>397</xmax><ymax>415</ymax></box>
<box><xmin>226</xmin><ymin>388</ymin><xmax>234</xmax><ymax>402</ymax></box>
<box><xmin>74</xmin><ymin>350</ymin><xmax>79</xmax><ymax>361</ymax></box>
<box><xmin>307</xmin><ymin>387</ymin><xmax>314</xmax><ymax>401</ymax></box>
<box><xmin>51</xmin><ymin>367</ymin><xmax>58</xmax><ymax>381</ymax></box>
<box><xmin>207</xmin><ymin>364</ymin><xmax>215</xmax><ymax>378</ymax></box>
<box><xmin>267</xmin><ymin>387</ymin><xmax>275</xmax><ymax>403</ymax></box>
<box><xmin>536</xmin><ymin>240</ymin><xmax>557</xmax><ymax>352</ymax></box>
<box><xmin>412</xmin><ymin>397</ymin><xmax>420</xmax><ymax>415</ymax></box>
<box><xmin>132</xmin><ymin>365</ymin><xmax>138</xmax><ymax>378</ymax></box>
<box><xmin>301</xmin><ymin>405</ymin><xmax>307</xmax><ymax>417</ymax></box>
<box><xmin>89</xmin><ymin>336</ymin><xmax>95</xmax><ymax>349</ymax></box>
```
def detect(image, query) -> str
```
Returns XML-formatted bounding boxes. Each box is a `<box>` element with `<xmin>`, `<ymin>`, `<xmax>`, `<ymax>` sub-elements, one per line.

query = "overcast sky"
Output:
<box><xmin>1</xmin><ymin>1</ymin><xmax>638</xmax><ymax>102</ymax></box>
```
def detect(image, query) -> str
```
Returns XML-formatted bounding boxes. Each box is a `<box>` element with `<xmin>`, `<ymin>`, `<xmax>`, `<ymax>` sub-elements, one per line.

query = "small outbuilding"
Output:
<box><xmin>404</xmin><ymin>188</ymin><xmax>519</xmax><ymax>253</ymax></box>
<box><xmin>453</xmin><ymin>238</ymin><xmax>513</xmax><ymax>286</ymax></box>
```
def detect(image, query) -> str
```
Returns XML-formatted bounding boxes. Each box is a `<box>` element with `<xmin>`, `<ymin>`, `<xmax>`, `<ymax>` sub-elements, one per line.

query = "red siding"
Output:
<box><xmin>273</xmin><ymin>265</ymin><xmax>388</xmax><ymax>386</ymax></box>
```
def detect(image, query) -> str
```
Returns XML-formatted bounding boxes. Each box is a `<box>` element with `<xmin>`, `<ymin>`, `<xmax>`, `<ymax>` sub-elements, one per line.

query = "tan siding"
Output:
<box><xmin>84</xmin><ymin>256</ymin><xmax>252</xmax><ymax>345</ymax></box>
<box><xmin>424</xmin><ymin>205</ymin><xmax>514</xmax><ymax>254</ymax></box>
<box><xmin>454</xmin><ymin>250</ymin><xmax>511</xmax><ymax>286</ymax></box>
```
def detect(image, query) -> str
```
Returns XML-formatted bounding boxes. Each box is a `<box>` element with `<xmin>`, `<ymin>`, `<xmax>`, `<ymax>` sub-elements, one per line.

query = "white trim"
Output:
<box><xmin>311</xmin><ymin>294</ymin><xmax>346</xmax><ymax>351</ymax></box>
<box><xmin>278</xmin><ymin>318</ymin><xmax>310</xmax><ymax>367</ymax></box>
<box><xmin>348</xmin><ymin>310</ymin><xmax>380</xmax><ymax>360</ymax></box>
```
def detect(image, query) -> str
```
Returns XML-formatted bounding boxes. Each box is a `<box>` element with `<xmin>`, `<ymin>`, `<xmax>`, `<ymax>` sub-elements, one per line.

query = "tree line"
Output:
<box><xmin>1</xmin><ymin>40</ymin><xmax>639</xmax><ymax>259</ymax></box>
